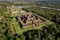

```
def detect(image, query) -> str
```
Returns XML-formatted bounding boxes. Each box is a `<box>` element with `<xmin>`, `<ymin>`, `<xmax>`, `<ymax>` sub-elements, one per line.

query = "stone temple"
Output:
<box><xmin>16</xmin><ymin>11</ymin><xmax>43</xmax><ymax>28</ymax></box>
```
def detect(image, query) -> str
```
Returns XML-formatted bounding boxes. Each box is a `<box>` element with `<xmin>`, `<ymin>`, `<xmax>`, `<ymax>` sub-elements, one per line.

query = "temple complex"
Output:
<box><xmin>16</xmin><ymin>11</ymin><xmax>43</xmax><ymax>28</ymax></box>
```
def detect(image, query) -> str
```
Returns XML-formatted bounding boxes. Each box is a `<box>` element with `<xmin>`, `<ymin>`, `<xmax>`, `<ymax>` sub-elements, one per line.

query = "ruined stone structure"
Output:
<box><xmin>19</xmin><ymin>11</ymin><xmax>43</xmax><ymax>28</ymax></box>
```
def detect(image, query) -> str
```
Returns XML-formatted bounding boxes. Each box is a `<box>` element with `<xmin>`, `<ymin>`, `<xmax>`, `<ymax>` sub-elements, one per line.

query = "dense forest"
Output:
<box><xmin>37</xmin><ymin>2</ymin><xmax>60</xmax><ymax>9</ymax></box>
<box><xmin>22</xmin><ymin>6</ymin><xmax>60</xmax><ymax>26</ymax></box>
<box><xmin>0</xmin><ymin>3</ymin><xmax>60</xmax><ymax>40</ymax></box>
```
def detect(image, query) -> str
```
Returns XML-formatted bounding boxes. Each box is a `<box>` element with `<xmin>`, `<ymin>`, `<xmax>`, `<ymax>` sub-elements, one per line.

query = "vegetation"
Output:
<box><xmin>23</xmin><ymin>24</ymin><xmax>60</xmax><ymax>40</ymax></box>
<box><xmin>0</xmin><ymin>3</ymin><xmax>60</xmax><ymax>40</ymax></box>
<box><xmin>22</xmin><ymin>6</ymin><xmax>60</xmax><ymax>25</ymax></box>
<box><xmin>37</xmin><ymin>2</ymin><xmax>60</xmax><ymax>9</ymax></box>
